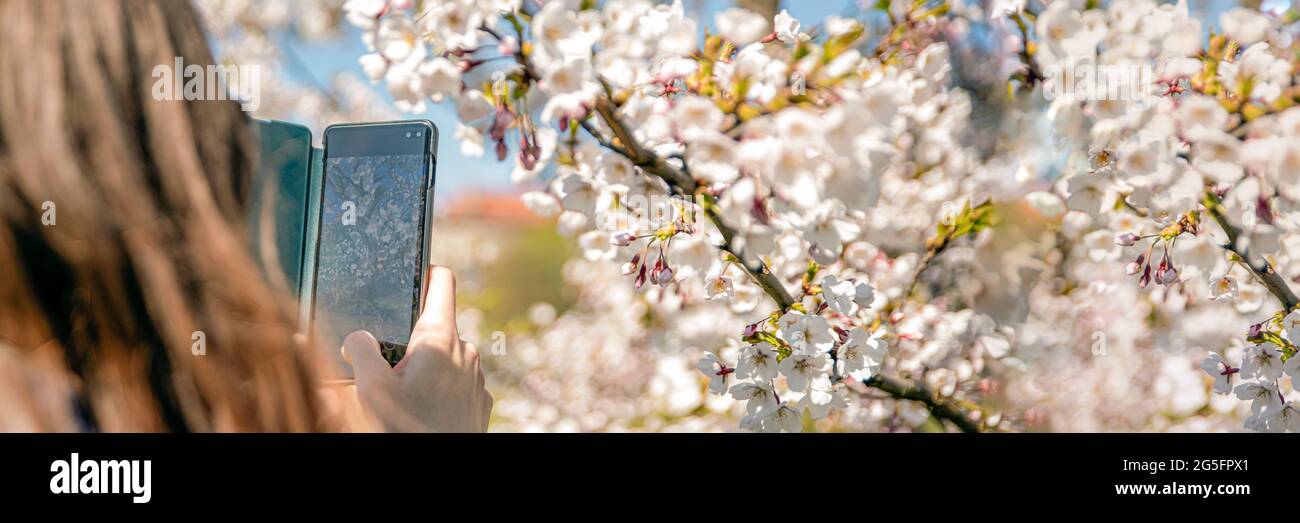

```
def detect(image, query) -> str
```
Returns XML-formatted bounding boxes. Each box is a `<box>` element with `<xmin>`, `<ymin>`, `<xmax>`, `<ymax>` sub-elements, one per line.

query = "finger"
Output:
<box><xmin>463</xmin><ymin>340</ymin><xmax>480</xmax><ymax>371</ymax></box>
<box><xmin>342</xmin><ymin>330</ymin><xmax>391</xmax><ymax>384</ymax></box>
<box><xmin>480</xmin><ymin>391</ymin><xmax>493</xmax><ymax>432</ymax></box>
<box><xmin>411</xmin><ymin>265</ymin><xmax>457</xmax><ymax>350</ymax></box>
<box><xmin>419</xmin><ymin>262</ymin><xmax>434</xmax><ymax>311</ymax></box>
<box><xmin>466</xmin><ymin>341</ymin><xmax>483</xmax><ymax>388</ymax></box>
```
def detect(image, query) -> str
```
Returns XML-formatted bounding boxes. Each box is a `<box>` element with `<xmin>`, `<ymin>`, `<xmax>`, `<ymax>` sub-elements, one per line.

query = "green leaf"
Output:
<box><xmin>926</xmin><ymin>200</ymin><xmax>998</xmax><ymax>251</ymax></box>
<box><xmin>824</xmin><ymin>25</ymin><xmax>865</xmax><ymax>58</ymax></box>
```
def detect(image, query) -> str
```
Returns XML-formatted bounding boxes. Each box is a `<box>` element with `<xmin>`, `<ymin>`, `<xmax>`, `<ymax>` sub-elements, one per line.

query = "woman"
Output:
<box><xmin>0</xmin><ymin>0</ymin><xmax>490</xmax><ymax>432</ymax></box>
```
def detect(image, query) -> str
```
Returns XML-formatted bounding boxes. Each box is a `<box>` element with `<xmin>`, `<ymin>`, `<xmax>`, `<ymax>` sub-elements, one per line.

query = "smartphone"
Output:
<box><xmin>307</xmin><ymin>120</ymin><xmax>437</xmax><ymax>378</ymax></box>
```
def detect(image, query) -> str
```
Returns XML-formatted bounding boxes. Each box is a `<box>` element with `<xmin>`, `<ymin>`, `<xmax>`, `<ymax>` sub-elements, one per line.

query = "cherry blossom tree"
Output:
<box><xmin>328</xmin><ymin>0</ymin><xmax>1300</xmax><ymax>432</ymax></box>
<box><xmin>1011</xmin><ymin>0</ymin><xmax>1300</xmax><ymax>432</ymax></box>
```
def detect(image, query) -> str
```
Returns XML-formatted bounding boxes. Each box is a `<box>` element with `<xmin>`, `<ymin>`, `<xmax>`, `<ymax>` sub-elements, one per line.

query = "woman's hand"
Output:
<box><xmin>342</xmin><ymin>266</ymin><xmax>492</xmax><ymax>432</ymax></box>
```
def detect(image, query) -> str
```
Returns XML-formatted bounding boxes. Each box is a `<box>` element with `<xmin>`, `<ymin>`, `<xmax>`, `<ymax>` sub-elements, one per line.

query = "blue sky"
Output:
<box><xmin>279</xmin><ymin>1</ymin><xmax>857</xmax><ymax>198</ymax></box>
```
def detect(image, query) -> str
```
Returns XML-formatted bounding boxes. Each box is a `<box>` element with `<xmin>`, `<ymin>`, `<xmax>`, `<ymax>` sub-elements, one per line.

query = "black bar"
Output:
<box><xmin>0</xmin><ymin>434</ymin><xmax>1281</xmax><ymax>513</ymax></box>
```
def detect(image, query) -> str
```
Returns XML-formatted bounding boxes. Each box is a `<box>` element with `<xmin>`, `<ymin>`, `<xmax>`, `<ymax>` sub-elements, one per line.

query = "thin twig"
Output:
<box><xmin>903</xmin><ymin>248</ymin><xmax>940</xmax><ymax>305</ymax></box>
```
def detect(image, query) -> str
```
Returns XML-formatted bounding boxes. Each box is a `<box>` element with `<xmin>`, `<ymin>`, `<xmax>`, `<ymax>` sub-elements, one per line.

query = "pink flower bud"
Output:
<box><xmin>1256</xmin><ymin>196</ymin><xmax>1274</xmax><ymax>225</ymax></box>
<box><xmin>656</xmin><ymin>266</ymin><xmax>674</xmax><ymax>285</ymax></box>
<box><xmin>611</xmin><ymin>232</ymin><xmax>637</xmax><ymax>247</ymax></box>
<box><xmin>634</xmin><ymin>264</ymin><xmax>647</xmax><ymax>288</ymax></box>
<box><xmin>1115</xmin><ymin>232</ymin><xmax>1140</xmax><ymax>246</ymax></box>
<box><xmin>621</xmin><ymin>261</ymin><xmax>637</xmax><ymax>275</ymax></box>
<box><xmin>490</xmin><ymin>108</ymin><xmax>513</xmax><ymax>142</ymax></box>
<box><xmin>1158</xmin><ymin>265</ymin><xmax>1178</xmax><ymax>285</ymax></box>
<box><xmin>1126</xmin><ymin>253</ymin><xmax>1146</xmax><ymax>276</ymax></box>
<box><xmin>1138</xmin><ymin>265</ymin><xmax>1152</xmax><ymax>288</ymax></box>
<box><xmin>750</xmin><ymin>197</ymin><xmax>771</xmax><ymax>225</ymax></box>
<box><xmin>518</xmin><ymin>134</ymin><xmax>540</xmax><ymax>170</ymax></box>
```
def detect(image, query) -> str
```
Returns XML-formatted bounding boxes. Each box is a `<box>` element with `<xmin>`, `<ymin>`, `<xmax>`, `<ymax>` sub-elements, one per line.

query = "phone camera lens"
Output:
<box><xmin>415</xmin><ymin>131</ymin><xmax>422</xmax><ymax>137</ymax></box>
<box><xmin>405</xmin><ymin>132</ymin><xmax>412</xmax><ymax>138</ymax></box>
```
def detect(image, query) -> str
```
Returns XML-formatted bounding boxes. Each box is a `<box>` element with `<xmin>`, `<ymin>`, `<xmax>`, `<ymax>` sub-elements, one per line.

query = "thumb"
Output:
<box><xmin>341</xmin><ymin>330</ymin><xmax>390</xmax><ymax>382</ymax></box>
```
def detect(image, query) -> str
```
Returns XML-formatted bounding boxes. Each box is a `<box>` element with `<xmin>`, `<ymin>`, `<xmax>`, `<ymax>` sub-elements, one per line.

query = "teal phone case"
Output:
<box><xmin>249</xmin><ymin>119</ymin><xmax>327</xmax><ymax>336</ymax></box>
<box><xmin>299</xmin><ymin>145</ymin><xmax>324</xmax><ymax>331</ymax></box>
<box><xmin>249</xmin><ymin>119</ymin><xmax>315</xmax><ymax>297</ymax></box>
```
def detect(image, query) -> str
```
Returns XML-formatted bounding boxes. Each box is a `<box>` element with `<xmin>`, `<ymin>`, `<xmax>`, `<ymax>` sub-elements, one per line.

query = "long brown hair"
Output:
<box><xmin>0</xmin><ymin>0</ymin><xmax>332</xmax><ymax>431</ymax></box>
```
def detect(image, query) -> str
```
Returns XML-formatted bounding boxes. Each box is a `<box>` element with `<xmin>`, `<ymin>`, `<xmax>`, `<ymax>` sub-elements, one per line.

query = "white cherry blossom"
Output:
<box><xmin>837</xmin><ymin>327</ymin><xmax>887</xmax><ymax>381</ymax></box>
<box><xmin>1241</xmin><ymin>343</ymin><xmax>1284</xmax><ymax>381</ymax></box>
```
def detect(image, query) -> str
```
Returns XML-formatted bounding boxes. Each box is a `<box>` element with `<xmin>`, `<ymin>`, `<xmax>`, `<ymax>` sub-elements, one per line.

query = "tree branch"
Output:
<box><xmin>699</xmin><ymin>196</ymin><xmax>797</xmax><ymax>309</ymax></box>
<box><xmin>485</xmin><ymin>22</ymin><xmax>985</xmax><ymax>431</ymax></box>
<box><xmin>863</xmin><ymin>374</ymin><xmax>983</xmax><ymax>433</ymax></box>
<box><xmin>592</xmin><ymin>98</ymin><xmax>700</xmax><ymax>193</ymax></box>
<box><xmin>1204</xmin><ymin>191</ymin><xmax>1299</xmax><ymax>311</ymax></box>
<box><xmin>589</xmin><ymin>95</ymin><xmax>983</xmax><ymax>431</ymax></box>
<box><xmin>591</xmin><ymin>97</ymin><xmax>796</xmax><ymax>308</ymax></box>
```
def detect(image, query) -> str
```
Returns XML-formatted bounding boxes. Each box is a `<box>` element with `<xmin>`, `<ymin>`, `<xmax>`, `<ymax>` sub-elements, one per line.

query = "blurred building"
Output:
<box><xmin>431</xmin><ymin>191</ymin><xmax>569</xmax><ymax>337</ymax></box>
<box><xmin>438</xmin><ymin>191</ymin><xmax>545</xmax><ymax>227</ymax></box>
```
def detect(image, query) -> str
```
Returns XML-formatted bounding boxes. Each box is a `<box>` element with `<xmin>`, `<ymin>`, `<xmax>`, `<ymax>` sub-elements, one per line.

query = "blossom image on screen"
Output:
<box><xmin>316</xmin><ymin>153</ymin><xmax>425</xmax><ymax>353</ymax></box>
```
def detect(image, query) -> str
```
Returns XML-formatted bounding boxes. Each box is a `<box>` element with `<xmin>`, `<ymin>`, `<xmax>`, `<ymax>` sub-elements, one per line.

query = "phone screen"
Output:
<box><xmin>314</xmin><ymin>122</ymin><xmax>434</xmax><ymax>371</ymax></box>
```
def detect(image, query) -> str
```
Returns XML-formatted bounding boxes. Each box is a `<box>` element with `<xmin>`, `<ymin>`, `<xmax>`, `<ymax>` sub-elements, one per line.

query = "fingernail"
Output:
<box><xmin>341</xmin><ymin>330</ymin><xmax>377</xmax><ymax>363</ymax></box>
